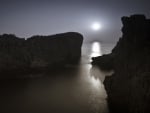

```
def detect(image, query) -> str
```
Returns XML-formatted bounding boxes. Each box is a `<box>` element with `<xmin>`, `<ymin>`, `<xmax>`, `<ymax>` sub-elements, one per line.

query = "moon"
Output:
<box><xmin>91</xmin><ymin>22</ymin><xmax>102</xmax><ymax>31</ymax></box>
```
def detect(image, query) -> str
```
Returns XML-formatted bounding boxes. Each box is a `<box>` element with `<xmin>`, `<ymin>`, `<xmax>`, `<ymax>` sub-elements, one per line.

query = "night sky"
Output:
<box><xmin>0</xmin><ymin>0</ymin><xmax>150</xmax><ymax>43</ymax></box>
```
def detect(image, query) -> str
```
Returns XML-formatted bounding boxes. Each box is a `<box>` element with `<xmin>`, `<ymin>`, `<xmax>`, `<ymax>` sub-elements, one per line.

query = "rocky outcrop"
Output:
<box><xmin>91</xmin><ymin>54</ymin><xmax>114</xmax><ymax>71</ymax></box>
<box><xmin>0</xmin><ymin>32</ymin><xmax>83</xmax><ymax>75</ymax></box>
<box><xmin>92</xmin><ymin>15</ymin><xmax>150</xmax><ymax>113</ymax></box>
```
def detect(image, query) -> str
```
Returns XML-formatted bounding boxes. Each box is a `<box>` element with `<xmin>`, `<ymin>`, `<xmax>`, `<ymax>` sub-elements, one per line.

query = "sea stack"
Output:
<box><xmin>0</xmin><ymin>32</ymin><xmax>83</xmax><ymax>76</ymax></box>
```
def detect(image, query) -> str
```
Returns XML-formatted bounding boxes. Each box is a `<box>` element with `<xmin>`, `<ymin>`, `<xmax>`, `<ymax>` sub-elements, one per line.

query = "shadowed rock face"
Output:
<box><xmin>92</xmin><ymin>15</ymin><xmax>150</xmax><ymax>113</ymax></box>
<box><xmin>0</xmin><ymin>32</ymin><xmax>83</xmax><ymax>75</ymax></box>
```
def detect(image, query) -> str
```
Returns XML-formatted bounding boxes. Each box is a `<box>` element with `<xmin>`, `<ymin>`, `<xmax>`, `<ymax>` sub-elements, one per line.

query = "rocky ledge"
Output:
<box><xmin>92</xmin><ymin>14</ymin><xmax>150</xmax><ymax>113</ymax></box>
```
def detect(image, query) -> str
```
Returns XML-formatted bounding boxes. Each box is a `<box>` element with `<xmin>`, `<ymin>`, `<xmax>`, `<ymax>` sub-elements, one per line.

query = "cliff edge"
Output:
<box><xmin>92</xmin><ymin>15</ymin><xmax>150</xmax><ymax>113</ymax></box>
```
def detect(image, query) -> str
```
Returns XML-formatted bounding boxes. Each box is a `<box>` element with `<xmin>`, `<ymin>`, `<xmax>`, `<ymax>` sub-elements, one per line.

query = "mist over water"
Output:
<box><xmin>0</xmin><ymin>42</ymin><xmax>115</xmax><ymax>113</ymax></box>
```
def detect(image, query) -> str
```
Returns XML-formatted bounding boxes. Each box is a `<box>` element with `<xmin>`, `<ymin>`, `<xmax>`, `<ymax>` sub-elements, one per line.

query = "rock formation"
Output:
<box><xmin>92</xmin><ymin>15</ymin><xmax>150</xmax><ymax>113</ymax></box>
<box><xmin>0</xmin><ymin>32</ymin><xmax>83</xmax><ymax>75</ymax></box>
<box><xmin>91</xmin><ymin>54</ymin><xmax>114</xmax><ymax>71</ymax></box>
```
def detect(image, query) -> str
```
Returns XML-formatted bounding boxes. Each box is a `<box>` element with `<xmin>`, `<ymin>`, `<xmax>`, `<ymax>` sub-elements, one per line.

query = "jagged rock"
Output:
<box><xmin>92</xmin><ymin>14</ymin><xmax>150</xmax><ymax>113</ymax></box>
<box><xmin>0</xmin><ymin>32</ymin><xmax>83</xmax><ymax>76</ymax></box>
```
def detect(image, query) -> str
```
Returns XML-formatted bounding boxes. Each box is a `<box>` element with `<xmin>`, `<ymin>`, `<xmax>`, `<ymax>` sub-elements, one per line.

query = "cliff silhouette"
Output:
<box><xmin>92</xmin><ymin>15</ymin><xmax>150</xmax><ymax>113</ymax></box>
<box><xmin>0</xmin><ymin>32</ymin><xmax>83</xmax><ymax>77</ymax></box>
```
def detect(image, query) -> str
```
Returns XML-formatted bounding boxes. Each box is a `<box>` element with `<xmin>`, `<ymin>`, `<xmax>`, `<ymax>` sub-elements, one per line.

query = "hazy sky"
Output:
<box><xmin>0</xmin><ymin>0</ymin><xmax>150</xmax><ymax>42</ymax></box>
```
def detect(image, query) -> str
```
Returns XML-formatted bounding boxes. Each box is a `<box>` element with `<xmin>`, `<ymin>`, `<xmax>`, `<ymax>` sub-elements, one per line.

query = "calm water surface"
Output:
<box><xmin>0</xmin><ymin>42</ymin><xmax>114</xmax><ymax>113</ymax></box>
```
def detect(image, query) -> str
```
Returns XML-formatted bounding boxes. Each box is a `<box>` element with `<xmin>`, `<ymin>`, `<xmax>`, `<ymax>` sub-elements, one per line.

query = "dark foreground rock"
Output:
<box><xmin>92</xmin><ymin>15</ymin><xmax>150</xmax><ymax>113</ymax></box>
<box><xmin>0</xmin><ymin>32</ymin><xmax>83</xmax><ymax>77</ymax></box>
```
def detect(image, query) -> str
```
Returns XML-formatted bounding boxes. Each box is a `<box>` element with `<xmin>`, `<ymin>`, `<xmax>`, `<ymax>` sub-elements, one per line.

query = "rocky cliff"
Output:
<box><xmin>92</xmin><ymin>15</ymin><xmax>150</xmax><ymax>113</ymax></box>
<box><xmin>0</xmin><ymin>32</ymin><xmax>83</xmax><ymax>75</ymax></box>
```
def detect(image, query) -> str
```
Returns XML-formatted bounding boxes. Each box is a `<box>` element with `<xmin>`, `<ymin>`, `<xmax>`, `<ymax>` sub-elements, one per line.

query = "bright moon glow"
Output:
<box><xmin>91</xmin><ymin>22</ymin><xmax>102</xmax><ymax>31</ymax></box>
<box><xmin>91</xmin><ymin>42</ymin><xmax>102</xmax><ymax>57</ymax></box>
